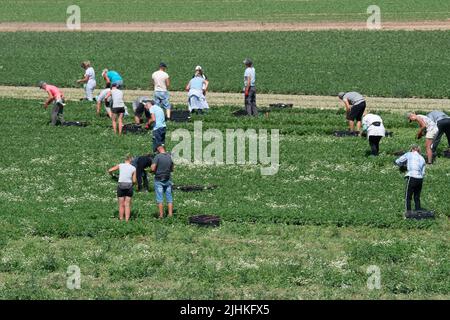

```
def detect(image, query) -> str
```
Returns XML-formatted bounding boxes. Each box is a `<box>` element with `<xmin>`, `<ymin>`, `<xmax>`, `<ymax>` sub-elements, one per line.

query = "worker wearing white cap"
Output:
<box><xmin>193</xmin><ymin>65</ymin><xmax>209</xmax><ymax>95</ymax></box>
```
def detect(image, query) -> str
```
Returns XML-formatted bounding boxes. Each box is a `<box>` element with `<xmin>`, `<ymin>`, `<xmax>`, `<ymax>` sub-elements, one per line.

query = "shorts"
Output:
<box><xmin>346</xmin><ymin>101</ymin><xmax>366</xmax><ymax>121</ymax></box>
<box><xmin>112</xmin><ymin>107</ymin><xmax>125</xmax><ymax>114</ymax></box>
<box><xmin>154</xmin><ymin>91</ymin><xmax>171</xmax><ymax>110</ymax></box>
<box><xmin>426</xmin><ymin>126</ymin><xmax>439</xmax><ymax>140</ymax></box>
<box><xmin>117</xmin><ymin>186</ymin><xmax>133</xmax><ymax>198</ymax></box>
<box><xmin>134</xmin><ymin>104</ymin><xmax>151</xmax><ymax>119</ymax></box>
<box><xmin>154</xmin><ymin>179</ymin><xmax>173</xmax><ymax>204</ymax></box>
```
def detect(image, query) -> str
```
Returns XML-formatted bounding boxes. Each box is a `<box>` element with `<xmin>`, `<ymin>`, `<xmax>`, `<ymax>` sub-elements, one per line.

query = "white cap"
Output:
<box><xmin>195</xmin><ymin>65</ymin><xmax>202</xmax><ymax>71</ymax></box>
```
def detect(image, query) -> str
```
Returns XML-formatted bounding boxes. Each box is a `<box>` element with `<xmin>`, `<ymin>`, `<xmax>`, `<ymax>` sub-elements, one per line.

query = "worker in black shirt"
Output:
<box><xmin>131</xmin><ymin>154</ymin><xmax>153</xmax><ymax>192</ymax></box>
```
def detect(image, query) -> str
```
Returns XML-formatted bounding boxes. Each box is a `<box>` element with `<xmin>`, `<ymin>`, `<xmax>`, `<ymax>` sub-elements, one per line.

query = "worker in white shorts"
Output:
<box><xmin>77</xmin><ymin>61</ymin><xmax>96</xmax><ymax>101</ymax></box>
<box><xmin>407</xmin><ymin>112</ymin><xmax>438</xmax><ymax>164</ymax></box>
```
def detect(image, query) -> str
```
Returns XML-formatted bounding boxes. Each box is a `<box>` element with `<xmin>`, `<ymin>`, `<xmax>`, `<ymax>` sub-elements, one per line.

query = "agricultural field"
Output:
<box><xmin>0</xmin><ymin>98</ymin><xmax>449</xmax><ymax>299</ymax></box>
<box><xmin>0</xmin><ymin>0</ymin><xmax>448</xmax><ymax>23</ymax></box>
<box><xmin>1</xmin><ymin>31</ymin><xmax>450</xmax><ymax>98</ymax></box>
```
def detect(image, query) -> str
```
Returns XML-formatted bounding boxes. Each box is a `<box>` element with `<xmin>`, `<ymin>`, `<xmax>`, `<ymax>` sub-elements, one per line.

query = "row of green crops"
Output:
<box><xmin>1</xmin><ymin>31</ymin><xmax>450</xmax><ymax>98</ymax></box>
<box><xmin>1</xmin><ymin>0</ymin><xmax>448</xmax><ymax>23</ymax></box>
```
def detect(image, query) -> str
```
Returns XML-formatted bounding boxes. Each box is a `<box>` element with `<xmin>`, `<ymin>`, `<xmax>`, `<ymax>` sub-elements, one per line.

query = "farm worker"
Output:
<box><xmin>192</xmin><ymin>65</ymin><xmax>209</xmax><ymax>95</ymax></box>
<box><xmin>39</xmin><ymin>81</ymin><xmax>66</xmax><ymax>126</ymax></box>
<box><xmin>131</xmin><ymin>154</ymin><xmax>153</xmax><ymax>192</ymax></box>
<box><xmin>152</xmin><ymin>62</ymin><xmax>171</xmax><ymax>120</ymax></box>
<box><xmin>96</xmin><ymin>88</ymin><xmax>112</xmax><ymax>117</ymax></box>
<box><xmin>243</xmin><ymin>58</ymin><xmax>257</xmax><ymax>116</ymax></box>
<box><xmin>102</xmin><ymin>69</ymin><xmax>123</xmax><ymax>89</ymax></box>
<box><xmin>132</xmin><ymin>96</ymin><xmax>152</xmax><ymax>126</ymax></box>
<box><xmin>406</xmin><ymin>112</ymin><xmax>438</xmax><ymax>164</ymax></box>
<box><xmin>76</xmin><ymin>61</ymin><xmax>96</xmax><ymax>101</ymax></box>
<box><xmin>338</xmin><ymin>91</ymin><xmax>366</xmax><ymax>133</ymax></box>
<box><xmin>362</xmin><ymin>112</ymin><xmax>386</xmax><ymax>156</ymax></box>
<box><xmin>395</xmin><ymin>144</ymin><xmax>426</xmax><ymax>218</ymax></box>
<box><xmin>426</xmin><ymin>110</ymin><xmax>450</xmax><ymax>157</ymax></box>
<box><xmin>144</xmin><ymin>100</ymin><xmax>167</xmax><ymax>152</ymax></box>
<box><xmin>105</xmin><ymin>83</ymin><xmax>126</xmax><ymax>135</ymax></box>
<box><xmin>151</xmin><ymin>145</ymin><xmax>174</xmax><ymax>219</ymax></box>
<box><xmin>108</xmin><ymin>154</ymin><xmax>136</xmax><ymax>222</ymax></box>
<box><xmin>186</xmin><ymin>72</ymin><xmax>209</xmax><ymax>114</ymax></box>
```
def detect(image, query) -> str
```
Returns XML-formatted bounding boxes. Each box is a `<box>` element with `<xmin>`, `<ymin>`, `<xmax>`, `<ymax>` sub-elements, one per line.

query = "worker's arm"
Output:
<box><xmin>96</xmin><ymin>100</ymin><xmax>102</xmax><ymax>115</ymax></box>
<box><xmin>151</xmin><ymin>163</ymin><xmax>157</xmax><ymax>172</ymax></box>
<box><xmin>343</xmin><ymin>99</ymin><xmax>351</xmax><ymax>112</ymax></box>
<box><xmin>44</xmin><ymin>92</ymin><xmax>54</xmax><ymax>109</ymax></box>
<box><xmin>185</xmin><ymin>82</ymin><xmax>190</xmax><ymax>91</ymax></box>
<box><xmin>165</xmin><ymin>76</ymin><xmax>170</xmax><ymax>89</ymax></box>
<box><xmin>108</xmin><ymin>164</ymin><xmax>119</xmax><ymax>174</ymax></box>
<box><xmin>416</xmin><ymin>118</ymin><xmax>427</xmax><ymax>139</ymax></box>
<box><xmin>245</xmin><ymin>76</ymin><xmax>251</xmax><ymax>96</ymax></box>
<box><xmin>77</xmin><ymin>75</ymin><xmax>89</xmax><ymax>84</ymax></box>
<box><xmin>132</xmin><ymin>171</ymin><xmax>137</xmax><ymax>184</ymax></box>
<box><xmin>204</xmin><ymin>79</ymin><xmax>209</xmax><ymax>92</ymax></box>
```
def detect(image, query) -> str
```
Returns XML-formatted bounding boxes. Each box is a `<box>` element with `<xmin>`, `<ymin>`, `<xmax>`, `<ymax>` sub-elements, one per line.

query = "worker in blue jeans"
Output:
<box><xmin>151</xmin><ymin>145</ymin><xmax>174</xmax><ymax>218</ymax></box>
<box><xmin>144</xmin><ymin>100</ymin><xmax>167</xmax><ymax>152</ymax></box>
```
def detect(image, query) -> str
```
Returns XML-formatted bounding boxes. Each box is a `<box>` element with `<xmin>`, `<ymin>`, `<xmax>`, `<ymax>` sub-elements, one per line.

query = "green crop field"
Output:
<box><xmin>0</xmin><ymin>0</ymin><xmax>448</xmax><ymax>23</ymax></box>
<box><xmin>1</xmin><ymin>31</ymin><xmax>450</xmax><ymax>98</ymax></box>
<box><xmin>0</xmin><ymin>98</ymin><xmax>449</xmax><ymax>299</ymax></box>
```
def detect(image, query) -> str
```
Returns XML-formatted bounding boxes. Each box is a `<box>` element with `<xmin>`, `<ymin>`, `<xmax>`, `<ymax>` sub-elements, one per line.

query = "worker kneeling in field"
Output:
<box><xmin>108</xmin><ymin>154</ymin><xmax>137</xmax><ymax>222</ymax></box>
<box><xmin>395</xmin><ymin>145</ymin><xmax>428</xmax><ymax>218</ymax></box>
<box><xmin>362</xmin><ymin>112</ymin><xmax>386</xmax><ymax>156</ymax></box>
<box><xmin>132</xmin><ymin>96</ymin><xmax>152</xmax><ymax>127</ymax></box>
<box><xmin>151</xmin><ymin>145</ymin><xmax>174</xmax><ymax>219</ymax></box>
<box><xmin>427</xmin><ymin>110</ymin><xmax>450</xmax><ymax>158</ymax></box>
<box><xmin>338</xmin><ymin>91</ymin><xmax>366</xmax><ymax>133</ymax></box>
<box><xmin>186</xmin><ymin>71</ymin><xmax>209</xmax><ymax>114</ymax></box>
<box><xmin>131</xmin><ymin>154</ymin><xmax>153</xmax><ymax>192</ymax></box>
<box><xmin>144</xmin><ymin>100</ymin><xmax>167</xmax><ymax>152</ymax></box>
<box><xmin>39</xmin><ymin>81</ymin><xmax>66</xmax><ymax>126</ymax></box>
<box><xmin>407</xmin><ymin>112</ymin><xmax>438</xmax><ymax>164</ymax></box>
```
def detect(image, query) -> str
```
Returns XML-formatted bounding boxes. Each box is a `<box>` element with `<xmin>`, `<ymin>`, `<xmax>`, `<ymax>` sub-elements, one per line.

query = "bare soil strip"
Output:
<box><xmin>1</xmin><ymin>86</ymin><xmax>449</xmax><ymax>112</ymax></box>
<box><xmin>0</xmin><ymin>21</ymin><xmax>449</xmax><ymax>32</ymax></box>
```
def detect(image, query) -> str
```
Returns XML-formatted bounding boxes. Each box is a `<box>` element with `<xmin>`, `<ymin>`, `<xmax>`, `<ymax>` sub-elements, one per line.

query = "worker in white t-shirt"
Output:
<box><xmin>77</xmin><ymin>61</ymin><xmax>96</xmax><ymax>101</ymax></box>
<box><xmin>362</xmin><ymin>112</ymin><xmax>386</xmax><ymax>156</ymax></box>
<box><xmin>407</xmin><ymin>112</ymin><xmax>438</xmax><ymax>164</ymax></box>
<box><xmin>152</xmin><ymin>62</ymin><xmax>171</xmax><ymax>120</ymax></box>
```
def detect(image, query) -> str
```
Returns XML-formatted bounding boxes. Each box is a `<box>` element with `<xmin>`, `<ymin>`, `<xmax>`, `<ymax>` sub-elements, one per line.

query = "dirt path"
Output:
<box><xmin>1</xmin><ymin>85</ymin><xmax>449</xmax><ymax>112</ymax></box>
<box><xmin>0</xmin><ymin>20</ymin><xmax>449</xmax><ymax>32</ymax></box>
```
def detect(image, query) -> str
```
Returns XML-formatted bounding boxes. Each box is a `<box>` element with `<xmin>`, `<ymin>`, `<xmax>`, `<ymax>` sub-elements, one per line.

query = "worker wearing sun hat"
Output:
<box><xmin>193</xmin><ymin>65</ymin><xmax>209</xmax><ymax>95</ymax></box>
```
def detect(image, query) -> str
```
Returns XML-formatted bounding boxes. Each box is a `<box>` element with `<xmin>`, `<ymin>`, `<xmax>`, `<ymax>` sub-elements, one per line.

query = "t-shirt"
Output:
<box><xmin>153</xmin><ymin>153</ymin><xmax>173</xmax><ymax>181</ymax></box>
<box><xmin>107</xmin><ymin>70</ymin><xmax>122</xmax><ymax>83</ymax></box>
<box><xmin>97</xmin><ymin>88</ymin><xmax>111</xmax><ymax>102</ymax></box>
<box><xmin>362</xmin><ymin>114</ymin><xmax>385</xmax><ymax>137</ymax></box>
<box><xmin>244</xmin><ymin>67</ymin><xmax>256</xmax><ymax>87</ymax></box>
<box><xmin>152</xmin><ymin>70</ymin><xmax>169</xmax><ymax>92</ymax></box>
<box><xmin>111</xmin><ymin>88</ymin><xmax>125</xmax><ymax>109</ymax></box>
<box><xmin>118</xmin><ymin>163</ymin><xmax>136</xmax><ymax>183</ymax></box>
<box><xmin>132</xmin><ymin>96</ymin><xmax>151</xmax><ymax>111</ymax></box>
<box><xmin>85</xmin><ymin>67</ymin><xmax>95</xmax><ymax>81</ymax></box>
<box><xmin>427</xmin><ymin>111</ymin><xmax>448</xmax><ymax>123</ymax></box>
<box><xmin>45</xmin><ymin>85</ymin><xmax>63</xmax><ymax>98</ymax></box>
<box><xmin>150</xmin><ymin>104</ymin><xmax>166</xmax><ymax>130</ymax></box>
<box><xmin>343</xmin><ymin>92</ymin><xmax>365</xmax><ymax>105</ymax></box>
<box><xmin>417</xmin><ymin>115</ymin><xmax>437</xmax><ymax>131</ymax></box>
<box><xmin>189</xmin><ymin>77</ymin><xmax>205</xmax><ymax>90</ymax></box>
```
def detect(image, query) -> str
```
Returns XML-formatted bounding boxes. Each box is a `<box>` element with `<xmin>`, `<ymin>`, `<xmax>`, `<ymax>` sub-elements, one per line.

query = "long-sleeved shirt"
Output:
<box><xmin>395</xmin><ymin>151</ymin><xmax>426</xmax><ymax>179</ymax></box>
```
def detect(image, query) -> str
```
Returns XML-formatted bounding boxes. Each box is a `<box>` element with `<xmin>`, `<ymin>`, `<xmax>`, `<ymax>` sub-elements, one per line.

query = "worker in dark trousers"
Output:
<box><xmin>243</xmin><ymin>58</ymin><xmax>257</xmax><ymax>116</ymax></box>
<box><xmin>395</xmin><ymin>144</ymin><xmax>427</xmax><ymax>218</ymax></box>
<box><xmin>427</xmin><ymin>110</ymin><xmax>450</xmax><ymax>157</ymax></box>
<box><xmin>131</xmin><ymin>154</ymin><xmax>153</xmax><ymax>192</ymax></box>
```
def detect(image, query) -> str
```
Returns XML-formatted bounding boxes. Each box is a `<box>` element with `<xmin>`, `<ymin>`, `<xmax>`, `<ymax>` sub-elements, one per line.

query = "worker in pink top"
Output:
<box><xmin>39</xmin><ymin>81</ymin><xmax>66</xmax><ymax>125</ymax></box>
